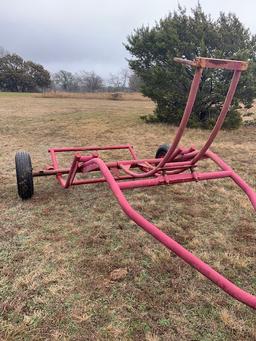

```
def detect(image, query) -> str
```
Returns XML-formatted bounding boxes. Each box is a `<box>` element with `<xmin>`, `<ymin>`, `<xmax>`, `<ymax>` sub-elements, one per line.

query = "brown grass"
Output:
<box><xmin>0</xmin><ymin>92</ymin><xmax>255</xmax><ymax>340</ymax></box>
<box><xmin>38</xmin><ymin>91</ymin><xmax>148</xmax><ymax>102</ymax></box>
<box><xmin>240</xmin><ymin>100</ymin><xmax>256</xmax><ymax>124</ymax></box>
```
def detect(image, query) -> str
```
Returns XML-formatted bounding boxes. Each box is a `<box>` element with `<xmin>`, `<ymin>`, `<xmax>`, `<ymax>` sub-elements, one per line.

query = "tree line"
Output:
<box><xmin>0</xmin><ymin>47</ymin><xmax>141</xmax><ymax>93</ymax></box>
<box><xmin>52</xmin><ymin>69</ymin><xmax>142</xmax><ymax>92</ymax></box>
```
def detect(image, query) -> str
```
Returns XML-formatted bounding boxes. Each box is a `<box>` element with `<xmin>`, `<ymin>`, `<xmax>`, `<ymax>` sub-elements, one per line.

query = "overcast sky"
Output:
<box><xmin>1</xmin><ymin>0</ymin><xmax>255</xmax><ymax>79</ymax></box>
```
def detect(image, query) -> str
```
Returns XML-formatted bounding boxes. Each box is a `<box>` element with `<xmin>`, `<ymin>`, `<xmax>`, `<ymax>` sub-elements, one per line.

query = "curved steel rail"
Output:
<box><xmin>84</xmin><ymin>157</ymin><xmax>256</xmax><ymax>309</ymax></box>
<box><xmin>120</xmin><ymin>57</ymin><xmax>246</xmax><ymax>178</ymax></box>
<box><xmin>33</xmin><ymin>56</ymin><xmax>255</xmax><ymax>309</ymax></box>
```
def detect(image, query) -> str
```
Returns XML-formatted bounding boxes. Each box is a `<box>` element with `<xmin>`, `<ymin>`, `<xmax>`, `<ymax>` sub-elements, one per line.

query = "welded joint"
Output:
<box><xmin>190</xmin><ymin>167</ymin><xmax>198</xmax><ymax>181</ymax></box>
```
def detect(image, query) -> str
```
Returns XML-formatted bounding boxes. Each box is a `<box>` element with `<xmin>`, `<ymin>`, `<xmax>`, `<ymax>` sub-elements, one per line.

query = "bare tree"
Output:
<box><xmin>77</xmin><ymin>71</ymin><xmax>103</xmax><ymax>92</ymax></box>
<box><xmin>108</xmin><ymin>69</ymin><xmax>131</xmax><ymax>91</ymax></box>
<box><xmin>52</xmin><ymin>70</ymin><xmax>78</xmax><ymax>91</ymax></box>
<box><xmin>108</xmin><ymin>73</ymin><xmax>122</xmax><ymax>90</ymax></box>
<box><xmin>120</xmin><ymin>68</ymin><xmax>130</xmax><ymax>89</ymax></box>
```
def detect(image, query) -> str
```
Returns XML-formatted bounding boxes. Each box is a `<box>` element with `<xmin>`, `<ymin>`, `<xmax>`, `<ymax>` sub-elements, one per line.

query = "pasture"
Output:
<box><xmin>0</xmin><ymin>92</ymin><xmax>255</xmax><ymax>340</ymax></box>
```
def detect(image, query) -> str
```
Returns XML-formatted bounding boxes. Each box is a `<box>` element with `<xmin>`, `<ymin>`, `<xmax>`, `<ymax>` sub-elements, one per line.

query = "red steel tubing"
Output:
<box><xmin>48</xmin><ymin>144</ymin><xmax>137</xmax><ymax>160</ymax></box>
<box><xmin>192</xmin><ymin>70</ymin><xmax>242</xmax><ymax>164</ymax></box>
<box><xmin>174</xmin><ymin>57</ymin><xmax>248</xmax><ymax>71</ymax></box>
<box><xmin>117</xmin><ymin>58</ymin><xmax>247</xmax><ymax>178</ymax></box>
<box><xmin>49</xmin><ymin>144</ymin><xmax>134</xmax><ymax>152</ymax></box>
<box><xmin>27</xmin><ymin>56</ymin><xmax>256</xmax><ymax>308</ymax></box>
<box><xmin>207</xmin><ymin>150</ymin><xmax>256</xmax><ymax>210</ymax></box>
<box><xmin>49</xmin><ymin>148</ymin><xmax>65</xmax><ymax>187</ymax></box>
<box><xmin>64</xmin><ymin>154</ymin><xmax>80</xmax><ymax>188</ymax></box>
<box><xmin>83</xmin><ymin>157</ymin><xmax>256</xmax><ymax>309</ymax></box>
<box><xmin>118</xmin><ymin>170</ymin><xmax>232</xmax><ymax>190</ymax></box>
<box><xmin>69</xmin><ymin>170</ymin><xmax>230</xmax><ymax>188</ymax></box>
<box><xmin>48</xmin><ymin>152</ymin><xmax>255</xmax><ymax>308</ymax></box>
<box><xmin>119</xmin><ymin>66</ymin><xmax>204</xmax><ymax>178</ymax></box>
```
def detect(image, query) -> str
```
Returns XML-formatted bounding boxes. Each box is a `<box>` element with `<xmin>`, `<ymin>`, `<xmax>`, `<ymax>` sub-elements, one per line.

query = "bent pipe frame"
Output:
<box><xmin>41</xmin><ymin>146</ymin><xmax>256</xmax><ymax>308</ymax></box>
<box><xmin>206</xmin><ymin>150</ymin><xmax>256</xmax><ymax>210</ymax></box>
<box><xmin>120</xmin><ymin>58</ymin><xmax>247</xmax><ymax>178</ymax></box>
<box><xmin>46</xmin><ymin>147</ymin><xmax>256</xmax><ymax>210</ymax></box>
<box><xmin>46</xmin><ymin>148</ymin><xmax>256</xmax><ymax>308</ymax></box>
<box><xmin>45</xmin><ymin>146</ymin><xmax>201</xmax><ymax>186</ymax></box>
<box><xmin>34</xmin><ymin>56</ymin><xmax>255</xmax><ymax>308</ymax></box>
<box><xmin>119</xmin><ymin>66</ymin><xmax>204</xmax><ymax>178</ymax></box>
<box><xmin>82</xmin><ymin>156</ymin><xmax>256</xmax><ymax>309</ymax></box>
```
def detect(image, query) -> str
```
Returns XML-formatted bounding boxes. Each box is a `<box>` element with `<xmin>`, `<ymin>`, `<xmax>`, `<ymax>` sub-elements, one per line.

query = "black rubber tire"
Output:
<box><xmin>15</xmin><ymin>151</ymin><xmax>34</xmax><ymax>200</ymax></box>
<box><xmin>155</xmin><ymin>144</ymin><xmax>170</xmax><ymax>158</ymax></box>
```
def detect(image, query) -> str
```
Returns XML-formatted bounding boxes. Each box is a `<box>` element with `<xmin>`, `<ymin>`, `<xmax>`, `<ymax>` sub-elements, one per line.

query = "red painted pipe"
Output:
<box><xmin>207</xmin><ymin>150</ymin><xmax>256</xmax><ymax>210</ymax></box>
<box><xmin>192</xmin><ymin>70</ymin><xmax>242</xmax><ymax>164</ymax></box>
<box><xmin>119</xmin><ymin>67</ymin><xmax>204</xmax><ymax>178</ymax></box>
<box><xmin>83</xmin><ymin>157</ymin><xmax>256</xmax><ymax>309</ymax></box>
<box><xmin>41</xmin><ymin>57</ymin><xmax>256</xmax><ymax>309</ymax></box>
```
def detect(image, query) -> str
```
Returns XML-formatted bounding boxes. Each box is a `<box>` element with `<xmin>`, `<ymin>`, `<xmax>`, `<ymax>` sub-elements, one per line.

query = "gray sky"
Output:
<box><xmin>1</xmin><ymin>0</ymin><xmax>255</xmax><ymax>79</ymax></box>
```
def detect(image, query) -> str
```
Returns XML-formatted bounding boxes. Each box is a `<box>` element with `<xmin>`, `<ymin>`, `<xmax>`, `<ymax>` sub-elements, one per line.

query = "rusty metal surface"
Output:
<box><xmin>174</xmin><ymin>56</ymin><xmax>248</xmax><ymax>70</ymax></box>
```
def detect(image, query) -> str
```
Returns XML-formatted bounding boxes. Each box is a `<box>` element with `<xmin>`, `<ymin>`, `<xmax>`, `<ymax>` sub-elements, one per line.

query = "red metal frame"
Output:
<box><xmin>33</xmin><ymin>57</ymin><xmax>256</xmax><ymax>309</ymax></box>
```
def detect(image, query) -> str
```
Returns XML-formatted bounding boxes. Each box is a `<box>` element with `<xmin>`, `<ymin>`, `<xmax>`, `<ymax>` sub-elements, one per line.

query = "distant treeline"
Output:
<box><xmin>51</xmin><ymin>69</ymin><xmax>142</xmax><ymax>92</ymax></box>
<box><xmin>0</xmin><ymin>47</ymin><xmax>142</xmax><ymax>93</ymax></box>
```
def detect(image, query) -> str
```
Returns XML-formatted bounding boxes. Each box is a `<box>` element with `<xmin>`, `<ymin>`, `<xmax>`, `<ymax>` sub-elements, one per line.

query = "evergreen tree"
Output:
<box><xmin>125</xmin><ymin>5</ymin><xmax>256</xmax><ymax>129</ymax></box>
<box><xmin>0</xmin><ymin>53</ymin><xmax>50</xmax><ymax>92</ymax></box>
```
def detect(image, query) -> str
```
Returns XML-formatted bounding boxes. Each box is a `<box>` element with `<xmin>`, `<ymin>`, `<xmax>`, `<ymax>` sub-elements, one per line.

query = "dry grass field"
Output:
<box><xmin>0</xmin><ymin>92</ymin><xmax>256</xmax><ymax>340</ymax></box>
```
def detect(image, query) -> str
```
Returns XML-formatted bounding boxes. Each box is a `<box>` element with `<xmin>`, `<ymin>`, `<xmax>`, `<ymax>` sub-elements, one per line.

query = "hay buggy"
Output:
<box><xmin>15</xmin><ymin>57</ymin><xmax>256</xmax><ymax>309</ymax></box>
